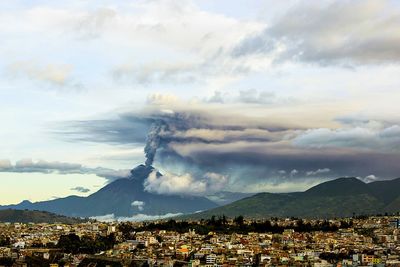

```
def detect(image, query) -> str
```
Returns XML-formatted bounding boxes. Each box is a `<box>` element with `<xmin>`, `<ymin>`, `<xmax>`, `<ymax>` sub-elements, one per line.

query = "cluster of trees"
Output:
<box><xmin>319</xmin><ymin>252</ymin><xmax>351</xmax><ymax>263</ymax></box>
<box><xmin>0</xmin><ymin>257</ymin><xmax>13</xmax><ymax>267</ymax></box>
<box><xmin>318</xmin><ymin>249</ymin><xmax>383</xmax><ymax>264</ymax></box>
<box><xmin>57</xmin><ymin>233</ymin><xmax>116</xmax><ymax>254</ymax></box>
<box><xmin>118</xmin><ymin>216</ymin><xmax>353</xmax><ymax>237</ymax></box>
<box><xmin>0</xmin><ymin>235</ymin><xmax>10</xmax><ymax>247</ymax></box>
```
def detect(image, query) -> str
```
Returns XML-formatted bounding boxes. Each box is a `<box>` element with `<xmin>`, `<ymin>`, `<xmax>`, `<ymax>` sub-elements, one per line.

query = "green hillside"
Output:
<box><xmin>0</xmin><ymin>209</ymin><xmax>87</xmax><ymax>224</ymax></box>
<box><xmin>186</xmin><ymin>177</ymin><xmax>400</xmax><ymax>219</ymax></box>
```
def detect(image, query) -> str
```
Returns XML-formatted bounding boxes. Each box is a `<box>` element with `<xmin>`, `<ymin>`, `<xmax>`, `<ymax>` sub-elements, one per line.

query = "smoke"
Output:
<box><xmin>144</xmin><ymin>121</ymin><xmax>165</xmax><ymax>166</ymax></box>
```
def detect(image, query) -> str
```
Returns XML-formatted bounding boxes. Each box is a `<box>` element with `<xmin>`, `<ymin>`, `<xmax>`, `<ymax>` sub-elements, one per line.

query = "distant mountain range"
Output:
<box><xmin>0</xmin><ymin>165</ymin><xmax>218</xmax><ymax>218</ymax></box>
<box><xmin>0</xmin><ymin>209</ymin><xmax>86</xmax><ymax>224</ymax></box>
<box><xmin>185</xmin><ymin>177</ymin><xmax>400</xmax><ymax>219</ymax></box>
<box><xmin>3</xmin><ymin>169</ymin><xmax>400</xmax><ymax>220</ymax></box>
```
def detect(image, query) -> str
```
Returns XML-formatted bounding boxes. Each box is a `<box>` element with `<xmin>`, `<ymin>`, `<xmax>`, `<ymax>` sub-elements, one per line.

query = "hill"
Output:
<box><xmin>0</xmin><ymin>165</ymin><xmax>217</xmax><ymax>218</ymax></box>
<box><xmin>185</xmin><ymin>177</ymin><xmax>400</xmax><ymax>219</ymax></box>
<box><xmin>0</xmin><ymin>209</ymin><xmax>86</xmax><ymax>224</ymax></box>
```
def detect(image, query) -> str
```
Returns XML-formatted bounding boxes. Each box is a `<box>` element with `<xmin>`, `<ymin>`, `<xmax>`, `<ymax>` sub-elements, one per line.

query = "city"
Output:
<box><xmin>1</xmin><ymin>216</ymin><xmax>400</xmax><ymax>266</ymax></box>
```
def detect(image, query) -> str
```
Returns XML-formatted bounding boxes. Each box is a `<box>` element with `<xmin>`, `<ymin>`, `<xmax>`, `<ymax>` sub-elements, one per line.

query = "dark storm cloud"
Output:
<box><xmin>233</xmin><ymin>0</ymin><xmax>400</xmax><ymax>66</ymax></box>
<box><xmin>166</xmin><ymin>141</ymin><xmax>400</xmax><ymax>179</ymax></box>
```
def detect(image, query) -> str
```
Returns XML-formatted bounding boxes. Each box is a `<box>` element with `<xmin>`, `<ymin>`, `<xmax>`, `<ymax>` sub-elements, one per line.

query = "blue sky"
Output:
<box><xmin>1</xmin><ymin>0</ymin><xmax>400</xmax><ymax>204</ymax></box>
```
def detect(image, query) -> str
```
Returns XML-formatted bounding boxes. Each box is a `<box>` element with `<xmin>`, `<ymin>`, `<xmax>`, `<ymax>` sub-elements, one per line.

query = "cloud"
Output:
<box><xmin>204</xmin><ymin>89</ymin><xmax>294</xmax><ymax>105</ymax></box>
<box><xmin>91</xmin><ymin>167</ymin><xmax>131</xmax><ymax>181</ymax></box>
<box><xmin>59</xmin><ymin>116</ymin><xmax>149</xmax><ymax>145</ymax></box>
<box><xmin>14</xmin><ymin>159</ymin><xmax>82</xmax><ymax>173</ymax></box>
<box><xmin>0</xmin><ymin>159</ymin><xmax>12</xmax><ymax>170</ymax></box>
<box><xmin>0</xmin><ymin>159</ymin><xmax>130</xmax><ymax>182</ymax></box>
<box><xmin>74</xmin><ymin>7</ymin><xmax>117</xmax><ymax>40</ymax></box>
<box><xmin>207</xmin><ymin>91</ymin><xmax>225</xmax><ymax>103</ymax></box>
<box><xmin>131</xmin><ymin>200</ymin><xmax>145</xmax><ymax>211</ymax></box>
<box><xmin>70</xmin><ymin>186</ymin><xmax>90</xmax><ymax>193</ymax></box>
<box><xmin>112</xmin><ymin>61</ymin><xmax>203</xmax><ymax>85</ymax></box>
<box><xmin>90</xmin><ymin>212</ymin><xmax>182</xmax><ymax>222</ymax></box>
<box><xmin>147</xmin><ymin>93</ymin><xmax>180</xmax><ymax>106</ymax></box>
<box><xmin>62</xmin><ymin>99</ymin><xmax>400</xmax><ymax>193</ymax></box>
<box><xmin>238</xmin><ymin>89</ymin><xmax>276</xmax><ymax>104</ymax></box>
<box><xmin>233</xmin><ymin>0</ymin><xmax>400</xmax><ymax>66</ymax></box>
<box><xmin>361</xmin><ymin>174</ymin><xmax>379</xmax><ymax>183</ymax></box>
<box><xmin>144</xmin><ymin>170</ymin><xmax>228</xmax><ymax>196</ymax></box>
<box><xmin>244</xmin><ymin>178</ymin><xmax>326</xmax><ymax>194</ymax></box>
<box><xmin>173</xmin><ymin>128</ymin><xmax>278</xmax><ymax>143</ymax></box>
<box><xmin>6</xmin><ymin>60</ymin><xmax>80</xmax><ymax>88</ymax></box>
<box><xmin>111</xmin><ymin>57</ymin><xmax>253</xmax><ymax>86</ymax></box>
<box><xmin>0</xmin><ymin>0</ymin><xmax>264</xmax><ymax>93</ymax></box>
<box><xmin>293</xmin><ymin>125</ymin><xmax>400</xmax><ymax>152</ymax></box>
<box><xmin>306</xmin><ymin>168</ymin><xmax>331</xmax><ymax>176</ymax></box>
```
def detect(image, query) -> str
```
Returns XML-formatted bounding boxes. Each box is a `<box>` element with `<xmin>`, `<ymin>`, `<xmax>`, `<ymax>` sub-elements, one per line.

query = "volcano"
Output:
<box><xmin>0</xmin><ymin>164</ymin><xmax>218</xmax><ymax>218</ymax></box>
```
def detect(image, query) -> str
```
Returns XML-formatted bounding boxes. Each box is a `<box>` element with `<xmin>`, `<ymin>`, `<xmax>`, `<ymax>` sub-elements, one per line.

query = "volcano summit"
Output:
<box><xmin>0</xmin><ymin>164</ymin><xmax>218</xmax><ymax>219</ymax></box>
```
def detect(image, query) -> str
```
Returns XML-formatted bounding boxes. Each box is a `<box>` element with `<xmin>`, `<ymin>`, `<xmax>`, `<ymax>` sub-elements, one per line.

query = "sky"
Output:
<box><xmin>1</xmin><ymin>0</ymin><xmax>400</xmax><ymax>204</ymax></box>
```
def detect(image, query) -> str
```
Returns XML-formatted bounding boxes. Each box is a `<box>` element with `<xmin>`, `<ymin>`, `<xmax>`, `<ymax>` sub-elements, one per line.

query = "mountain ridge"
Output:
<box><xmin>0</xmin><ymin>209</ymin><xmax>87</xmax><ymax>224</ymax></box>
<box><xmin>183</xmin><ymin>177</ymin><xmax>400</xmax><ymax>219</ymax></box>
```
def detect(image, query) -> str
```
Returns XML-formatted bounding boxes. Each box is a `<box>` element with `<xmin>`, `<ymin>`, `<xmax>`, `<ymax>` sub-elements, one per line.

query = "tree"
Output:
<box><xmin>0</xmin><ymin>257</ymin><xmax>13</xmax><ymax>266</ymax></box>
<box><xmin>0</xmin><ymin>235</ymin><xmax>10</xmax><ymax>247</ymax></box>
<box><xmin>118</xmin><ymin>222</ymin><xmax>136</xmax><ymax>240</ymax></box>
<box><xmin>57</xmin><ymin>234</ymin><xmax>81</xmax><ymax>254</ymax></box>
<box><xmin>234</xmin><ymin>215</ymin><xmax>244</xmax><ymax>226</ymax></box>
<box><xmin>222</xmin><ymin>215</ymin><xmax>227</xmax><ymax>226</ymax></box>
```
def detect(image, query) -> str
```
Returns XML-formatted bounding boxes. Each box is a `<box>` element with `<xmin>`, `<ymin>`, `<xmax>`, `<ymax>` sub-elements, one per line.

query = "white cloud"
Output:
<box><xmin>6</xmin><ymin>61</ymin><xmax>75</xmax><ymax>87</ymax></box>
<box><xmin>131</xmin><ymin>200</ymin><xmax>145</xmax><ymax>211</ymax></box>
<box><xmin>0</xmin><ymin>1</ymin><xmax>264</xmax><ymax>93</ymax></box>
<box><xmin>91</xmin><ymin>168</ymin><xmax>131</xmax><ymax>181</ymax></box>
<box><xmin>147</xmin><ymin>93</ymin><xmax>180</xmax><ymax>106</ymax></box>
<box><xmin>306</xmin><ymin>168</ymin><xmax>331</xmax><ymax>176</ymax></box>
<box><xmin>238</xmin><ymin>89</ymin><xmax>275</xmax><ymax>104</ymax></box>
<box><xmin>204</xmin><ymin>89</ymin><xmax>295</xmax><ymax>106</ymax></box>
<box><xmin>73</xmin><ymin>7</ymin><xmax>117</xmax><ymax>40</ymax></box>
<box><xmin>90</xmin><ymin>212</ymin><xmax>182</xmax><ymax>222</ymax></box>
<box><xmin>0</xmin><ymin>159</ymin><xmax>12</xmax><ymax>170</ymax></box>
<box><xmin>144</xmin><ymin>170</ymin><xmax>228</xmax><ymax>196</ymax></box>
<box><xmin>290</xmin><ymin>169</ymin><xmax>298</xmax><ymax>177</ymax></box>
<box><xmin>362</xmin><ymin>174</ymin><xmax>379</xmax><ymax>183</ymax></box>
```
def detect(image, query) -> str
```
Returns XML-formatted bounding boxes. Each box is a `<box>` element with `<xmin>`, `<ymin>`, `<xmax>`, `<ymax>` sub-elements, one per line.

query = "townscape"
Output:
<box><xmin>1</xmin><ymin>216</ymin><xmax>400</xmax><ymax>266</ymax></box>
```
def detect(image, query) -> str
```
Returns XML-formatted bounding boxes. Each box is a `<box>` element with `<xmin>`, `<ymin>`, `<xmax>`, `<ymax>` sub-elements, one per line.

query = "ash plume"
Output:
<box><xmin>144</xmin><ymin>121</ymin><xmax>165</xmax><ymax>166</ymax></box>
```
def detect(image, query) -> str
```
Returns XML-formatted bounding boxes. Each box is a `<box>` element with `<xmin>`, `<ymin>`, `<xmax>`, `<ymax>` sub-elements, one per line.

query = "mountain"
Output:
<box><xmin>206</xmin><ymin>191</ymin><xmax>255</xmax><ymax>206</ymax></box>
<box><xmin>0</xmin><ymin>209</ymin><xmax>86</xmax><ymax>224</ymax></box>
<box><xmin>0</xmin><ymin>165</ymin><xmax>217</xmax><ymax>218</ymax></box>
<box><xmin>185</xmin><ymin>177</ymin><xmax>400</xmax><ymax>219</ymax></box>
